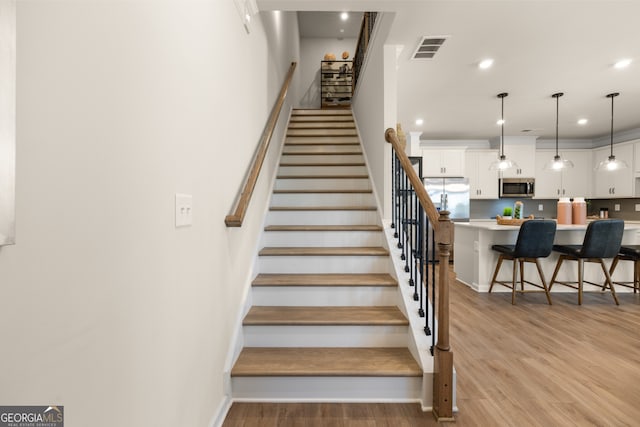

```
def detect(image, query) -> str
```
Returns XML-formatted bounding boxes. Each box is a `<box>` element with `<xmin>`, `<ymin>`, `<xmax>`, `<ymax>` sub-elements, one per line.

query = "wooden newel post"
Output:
<box><xmin>433</xmin><ymin>210</ymin><xmax>455</xmax><ymax>421</ymax></box>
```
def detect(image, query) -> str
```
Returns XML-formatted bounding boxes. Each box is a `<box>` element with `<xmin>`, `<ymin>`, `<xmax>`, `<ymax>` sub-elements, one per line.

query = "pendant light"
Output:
<box><xmin>596</xmin><ymin>92</ymin><xmax>628</xmax><ymax>171</ymax></box>
<box><xmin>544</xmin><ymin>92</ymin><xmax>574</xmax><ymax>171</ymax></box>
<box><xmin>489</xmin><ymin>92</ymin><xmax>519</xmax><ymax>171</ymax></box>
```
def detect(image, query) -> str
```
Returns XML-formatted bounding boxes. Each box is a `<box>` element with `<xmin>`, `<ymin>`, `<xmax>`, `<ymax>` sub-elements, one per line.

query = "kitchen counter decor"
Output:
<box><xmin>496</xmin><ymin>214</ymin><xmax>534</xmax><ymax>226</ymax></box>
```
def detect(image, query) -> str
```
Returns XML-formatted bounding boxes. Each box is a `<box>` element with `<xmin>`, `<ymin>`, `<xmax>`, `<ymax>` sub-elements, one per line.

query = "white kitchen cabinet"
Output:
<box><xmin>500</xmin><ymin>143</ymin><xmax>536</xmax><ymax>178</ymax></box>
<box><xmin>534</xmin><ymin>150</ymin><xmax>592</xmax><ymax>198</ymax></box>
<box><xmin>422</xmin><ymin>149</ymin><xmax>465</xmax><ymax>177</ymax></box>
<box><xmin>634</xmin><ymin>140</ymin><xmax>640</xmax><ymax>173</ymax></box>
<box><xmin>592</xmin><ymin>143</ymin><xmax>634</xmax><ymax>197</ymax></box>
<box><xmin>465</xmin><ymin>150</ymin><xmax>499</xmax><ymax>199</ymax></box>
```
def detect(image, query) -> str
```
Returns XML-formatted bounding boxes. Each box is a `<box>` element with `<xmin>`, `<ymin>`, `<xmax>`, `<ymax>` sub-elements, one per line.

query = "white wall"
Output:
<box><xmin>0</xmin><ymin>0</ymin><xmax>15</xmax><ymax>245</ymax></box>
<box><xmin>0</xmin><ymin>2</ymin><xmax>299</xmax><ymax>426</ymax></box>
<box><xmin>299</xmin><ymin>37</ymin><xmax>357</xmax><ymax>108</ymax></box>
<box><xmin>352</xmin><ymin>13</ymin><xmax>396</xmax><ymax>220</ymax></box>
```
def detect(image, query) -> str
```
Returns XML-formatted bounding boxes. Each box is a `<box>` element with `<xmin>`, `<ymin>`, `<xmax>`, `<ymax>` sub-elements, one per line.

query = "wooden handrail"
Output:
<box><xmin>225</xmin><ymin>62</ymin><xmax>297</xmax><ymax>227</ymax></box>
<box><xmin>385</xmin><ymin>128</ymin><xmax>440</xmax><ymax>229</ymax></box>
<box><xmin>386</xmin><ymin>127</ymin><xmax>454</xmax><ymax>420</ymax></box>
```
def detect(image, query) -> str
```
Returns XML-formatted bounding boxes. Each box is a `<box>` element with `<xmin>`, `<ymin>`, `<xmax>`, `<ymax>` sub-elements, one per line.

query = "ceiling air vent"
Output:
<box><xmin>412</xmin><ymin>36</ymin><xmax>449</xmax><ymax>60</ymax></box>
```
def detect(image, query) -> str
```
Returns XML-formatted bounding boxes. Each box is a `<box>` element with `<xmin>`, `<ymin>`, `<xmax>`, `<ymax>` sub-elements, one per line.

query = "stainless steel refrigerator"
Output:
<box><xmin>424</xmin><ymin>177</ymin><xmax>470</xmax><ymax>262</ymax></box>
<box><xmin>423</xmin><ymin>177</ymin><xmax>470</xmax><ymax>221</ymax></box>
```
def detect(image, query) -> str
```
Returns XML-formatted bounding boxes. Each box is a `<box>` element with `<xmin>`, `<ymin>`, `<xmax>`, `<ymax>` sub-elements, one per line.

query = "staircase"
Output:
<box><xmin>230</xmin><ymin>109</ymin><xmax>423</xmax><ymax>401</ymax></box>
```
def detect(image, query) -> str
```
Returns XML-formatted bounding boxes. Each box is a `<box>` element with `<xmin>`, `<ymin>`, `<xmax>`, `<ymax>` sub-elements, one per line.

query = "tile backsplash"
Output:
<box><xmin>470</xmin><ymin>198</ymin><xmax>640</xmax><ymax>221</ymax></box>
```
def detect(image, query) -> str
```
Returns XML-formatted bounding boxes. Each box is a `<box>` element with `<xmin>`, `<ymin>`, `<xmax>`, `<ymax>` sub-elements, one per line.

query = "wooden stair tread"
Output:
<box><xmin>273</xmin><ymin>189</ymin><xmax>372</xmax><ymax>194</ymax></box>
<box><xmin>288</xmin><ymin>130</ymin><xmax>357</xmax><ymax>136</ymax></box>
<box><xmin>252</xmin><ymin>273</ymin><xmax>398</xmax><ymax>287</ymax></box>
<box><xmin>243</xmin><ymin>306</ymin><xmax>408</xmax><ymax>326</ymax></box>
<box><xmin>279</xmin><ymin>162</ymin><xmax>365</xmax><ymax>167</ymax></box>
<box><xmin>281</xmin><ymin>151</ymin><xmax>363</xmax><ymax>156</ymax></box>
<box><xmin>288</xmin><ymin>122</ymin><xmax>355</xmax><ymax>129</ymax></box>
<box><xmin>285</xmin><ymin>141</ymin><xmax>360</xmax><ymax>146</ymax></box>
<box><xmin>292</xmin><ymin>109</ymin><xmax>352</xmax><ymax>116</ymax></box>
<box><xmin>265</xmin><ymin>225</ymin><xmax>382</xmax><ymax>232</ymax></box>
<box><xmin>259</xmin><ymin>247</ymin><xmax>390</xmax><ymax>256</ymax></box>
<box><xmin>276</xmin><ymin>175</ymin><xmax>369</xmax><ymax>179</ymax></box>
<box><xmin>269</xmin><ymin>206</ymin><xmax>377</xmax><ymax>211</ymax></box>
<box><xmin>290</xmin><ymin>116</ymin><xmax>354</xmax><ymax>122</ymax></box>
<box><xmin>231</xmin><ymin>347</ymin><xmax>421</xmax><ymax>377</ymax></box>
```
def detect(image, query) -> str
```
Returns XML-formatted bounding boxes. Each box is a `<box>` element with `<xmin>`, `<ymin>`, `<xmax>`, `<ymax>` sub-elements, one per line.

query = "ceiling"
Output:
<box><xmin>262</xmin><ymin>1</ymin><xmax>640</xmax><ymax>143</ymax></box>
<box><xmin>298</xmin><ymin>11</ymin><xmax>362</xmax><ymax>38</ymax></box>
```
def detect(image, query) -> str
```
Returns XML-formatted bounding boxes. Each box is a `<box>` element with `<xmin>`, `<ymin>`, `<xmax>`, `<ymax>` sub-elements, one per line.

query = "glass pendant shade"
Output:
<box><xmin>596</xmin><ymin>155</ymin><xmax>628</xmax><ymax>171</ymax></box>
<box><xmin>544</xmin><ymin>155</ymin><xmax>575</xmax><ymax>171</ymax></box>
<box><xmin>596</xmin><ymin>92</ymin><xmax>628</xmax><ymax>171</ymax></box>
<box><xmin>544</xmin><ymin>92</ymin><xmax>574</xmax><ymax>171</ymax></box>
<box><xmin>489</xmin><ymin>154</ymin><xmax>518</xmax><ymax>171</ymax></box>
<box><xmin>489</xmin><ymin>92</ymin><xmax>518</xmax><ymax>171</ymax></box>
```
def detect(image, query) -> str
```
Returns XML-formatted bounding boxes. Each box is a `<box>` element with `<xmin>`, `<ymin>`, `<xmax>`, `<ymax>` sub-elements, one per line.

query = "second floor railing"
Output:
<box><xmin>225</xmin><ymin>62</ymin><xmax>297</xmax><ymax>227</ymax></box>
<box><xmin>352</xmin><ymin>12</ymin><xmax>377</xmax><ymax>92</ymax></box>
<box><xmin>386</xmin><ymin>128</ymin><xmax>454</xmax><ymax>421</ymax></box>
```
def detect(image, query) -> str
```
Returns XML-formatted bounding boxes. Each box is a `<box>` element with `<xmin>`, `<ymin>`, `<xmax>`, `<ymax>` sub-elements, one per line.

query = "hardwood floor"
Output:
<box><xmin>223</xmin><ymin>275</ymin><xmax>640</xmax><ymax>426</ymax></box>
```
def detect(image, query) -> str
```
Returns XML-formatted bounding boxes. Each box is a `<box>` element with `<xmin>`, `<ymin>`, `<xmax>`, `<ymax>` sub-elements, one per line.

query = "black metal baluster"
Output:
<box><xmin>391</xmin><ymin>152</ymin><xmax>396</xmax><ymax>231</ymax></box>
<box><xmin>418</xmin><ymin>207</ymin><xmax>426</xmax><ymax>315</ymax></box>
<box><xmin>430</xmin><ymin>226</ymin><xmax>437</xmax><ymax>354</ymax></box>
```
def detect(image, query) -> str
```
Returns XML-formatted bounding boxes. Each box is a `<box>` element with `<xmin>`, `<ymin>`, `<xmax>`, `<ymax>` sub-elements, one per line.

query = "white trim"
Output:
<box><xmin>208</xmin><ymin>395</ymin><xmax>232</xmax><ymax>427</ymax></box>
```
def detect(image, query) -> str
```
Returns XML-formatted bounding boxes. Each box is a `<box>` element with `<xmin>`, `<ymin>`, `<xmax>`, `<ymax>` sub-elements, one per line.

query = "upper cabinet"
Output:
<box><xmin>422</xmin><ymin>148</ymin><xmax>465</xmax><ymax>177</ymax></box>
<box><xmin>534</xmin><ymin>150</ymin><xmax>592</xmax><ymax>199</ymax></box>
<box><xmin>499</xmin><ymin>142</ymin><xmax>536</xmax><ymax>178</ymax></box>
<box><xmin>466</xmin><ymin>150</ymin><xmax>499</xmax><ymax>199</ymax></box>
<box><xmin>592</xmin><ymin>143</ymin><xmax>634</xmax><ymax>198</ymax></box>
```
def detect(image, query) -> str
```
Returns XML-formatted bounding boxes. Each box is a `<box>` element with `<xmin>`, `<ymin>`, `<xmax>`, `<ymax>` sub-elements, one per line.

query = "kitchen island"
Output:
<box><xmin>454</xmin><ymin>221</ymin><xmax>640</xmax><ymax>292</ymax></box>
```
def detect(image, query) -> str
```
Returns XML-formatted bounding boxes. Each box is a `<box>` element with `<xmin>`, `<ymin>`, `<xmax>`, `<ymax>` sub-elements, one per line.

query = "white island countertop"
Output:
<box><xmin>454</xmin><ymin>220</ymin><xmax>640</xmax><ymax>293</ymax></box>
<box><xmin>457</xmin><ymin>221</ymin><xmax>640</xmax><ymax>232</ymax></box>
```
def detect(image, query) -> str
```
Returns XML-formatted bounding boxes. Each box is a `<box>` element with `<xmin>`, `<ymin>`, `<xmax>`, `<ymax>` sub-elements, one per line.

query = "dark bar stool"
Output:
<box><xmin>609</xmin><ymin>245</ymin><xmax>640</xmax><ymax>293</ymax></box>
<box><xmin>489</xmin><ymin>220</ymin><xmax>556</xmax><ymax>305</ymax></box>
<box><xmin>549</xmin><ymin>219</ymin><xmax>624</xmax><ymax>305</ymax></box>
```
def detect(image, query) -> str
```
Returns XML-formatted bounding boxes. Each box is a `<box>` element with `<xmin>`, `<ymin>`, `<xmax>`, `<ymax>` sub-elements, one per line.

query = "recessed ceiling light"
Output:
<box><xmin>496</xmin><ymin>119</ymin><xmax>505</xmax><ymax>125</ymax></box>
<box><xmin>478</xmin><ymin>59</ymin><xmax>494</xmax><ymax>69</ymax></box>
<box><xmin>577</xmin><ymin>118</ymin><xmax>588</xmax><ymax>125</ymax></box>
<box><xmin>614</xmin><ymin>58</ymin><xmax>632</xmax><ymax>69</ymax></box>
<box><xmin>340</xmin><ymin>12</ymin><xmax>349</xmax><ymax>21</ymax></box>
<box><xmin>415</xmin><ymin>119</ymin><xmax>424</xmax><ymax>126</ymax></box>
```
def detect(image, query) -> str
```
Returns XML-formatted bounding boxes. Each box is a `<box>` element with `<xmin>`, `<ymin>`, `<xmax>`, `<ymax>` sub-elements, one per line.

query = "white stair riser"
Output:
<box><xmin>231</xmin><ymin>376</ymin><xmax>422</xmax><ymax>400</ymax></box>
<box><xmin>251</xmin><ymin>286</ymin><xmax>399</xmax><ymax>306</ymax></box>
<box><xmin>271</xmin><ymin>193</ymin><xmax>375</xmax><ymax>207</ymax></box>
<box><xmin>281</xmin><ymin>154</ymin><xmax>364</xmax><ymax>163</ymax></box>
<box><xmin>243</xmin><ymin>325</ymin><xmax>408</xmax><ymax>347</ymax></box>
<box><xmin>263</xmin><ymin>231</ymin><xmax>383</xmax><ymax>247</ymax></box>
<box><xmin>267</xmin><ymin>210</ymin><xmax>377</xmax><ymax>225</ymax></box>
<box><xmin>283</xmin><ymin>146</ymin><xmax>362</xmax><ymax>154</ymax></box>
<box><xmin>278</xmin><ymin>165</ymin><xmax>368</xmax><ymax>176</ymax></box>
<box><xmin>289</xmin><ymin>117</ymin><xmax>354</xmax><ymax>123</ymax></box>
<box><xmin>274</xmin><ymin>178</ymin><xmax>371</xmax><ymax>191</ymax></box>
<box><xmin>286</xmin><ymin>134</ymin><xmax>358</xmax><ymax>140</ymax></box>
<box><xmin>258</xmin><ymin>255</ymin><xmax>392</xmax><ymax>274</ymax></box>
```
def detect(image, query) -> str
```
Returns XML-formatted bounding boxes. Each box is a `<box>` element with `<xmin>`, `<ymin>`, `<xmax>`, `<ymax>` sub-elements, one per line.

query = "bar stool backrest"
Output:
<box><xmin>580</xmin><ymin>219</ymin><xmax>624</xmax><ymax>258</ymax></box>
<box><xmin>514</xmin><ymin>220</ymin><xmax>557</xmax><ymax>258</ymax></box>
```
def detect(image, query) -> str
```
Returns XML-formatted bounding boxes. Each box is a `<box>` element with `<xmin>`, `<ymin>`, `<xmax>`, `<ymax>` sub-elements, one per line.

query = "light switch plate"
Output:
<box><xmin>614</xmin><ymin>203</ymin><xmax>621</xmax><ymax>212</ymax></box>
<box><xmin>635</xmin><ymin>204</ymin><xmax>640</xmax><ymax>212</ymax></box>
<box><xmin>175</xmin><ymin>194</ymin><xmax>193</xmax><ymax>227</ymax></box>
<box><xmin>538</xmin><ymin>204</ymin><xmax>544</xmax><ymax>211</ymax></box>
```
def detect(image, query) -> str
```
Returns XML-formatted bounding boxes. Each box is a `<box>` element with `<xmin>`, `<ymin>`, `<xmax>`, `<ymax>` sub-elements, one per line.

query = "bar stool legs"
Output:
<box><xmin>609</xmin><ymin>254</ymin><xmax>640</xmax><ymax>293</ymax></box>
<box><xmin>549</xmin><ymin>255</ymin><xmax>619</xmax><ymax>305</ymax></box>
<box><xmin>489</xmin><ymin>255</ymin><xmax>553</xmax><ymax>305</ymax></box>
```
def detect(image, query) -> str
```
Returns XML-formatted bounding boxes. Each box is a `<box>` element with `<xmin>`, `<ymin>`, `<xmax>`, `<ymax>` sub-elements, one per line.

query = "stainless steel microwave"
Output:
<box><xmin>499</xmin><ymin>178</ymin><xmax>535</xmax><ymax>198</ymax></box>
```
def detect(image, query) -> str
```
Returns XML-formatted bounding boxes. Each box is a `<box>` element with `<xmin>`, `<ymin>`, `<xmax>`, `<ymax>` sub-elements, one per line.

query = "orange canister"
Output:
<box><xmin>557</xmin><ymin>197</ymin><xmax>572</xmax><ymax>225</ymax></box>
<box><xmin>572</xmin><ymin>197</ymin><xmax>587</xmax><ymax>225</ymax></box>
